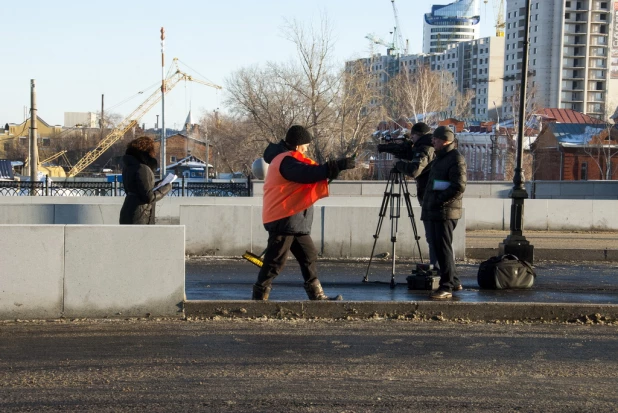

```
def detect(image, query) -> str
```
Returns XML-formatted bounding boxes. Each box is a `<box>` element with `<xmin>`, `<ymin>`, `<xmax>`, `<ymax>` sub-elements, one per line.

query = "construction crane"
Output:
<box><xmin>484</xmin><ymin>0</ymin><xmax>505</xmax><ymax>37</ymax></box>
<box><xmin>365</xmin><ymin>33</ymin><xmax>397</xmax><ymax>56</ymax></box>
<box><xmin>67</xmin><ymin>58</ymin><xmax>222</xmax><ymax>177</ymax></box>
<box><xmin>365</xmin><ymin>0</ymin><xmax>408</xmax><ymax>56</ymax></box>
<box><xmin>390</xmin><ymin>0</ymin><xmax>408</xmax><ymax>55</ymax></box>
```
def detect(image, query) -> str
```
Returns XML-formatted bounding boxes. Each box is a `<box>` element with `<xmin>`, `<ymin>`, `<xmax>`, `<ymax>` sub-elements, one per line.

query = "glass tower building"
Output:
<box><xmin>423</xmin><ymin>0</ymin><xmax>481</xmax><ymax>54</ymax></box>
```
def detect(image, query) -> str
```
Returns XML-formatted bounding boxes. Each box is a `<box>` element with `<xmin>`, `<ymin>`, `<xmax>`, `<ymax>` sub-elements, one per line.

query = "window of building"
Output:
<box><xmin>535</xmin><ymin>14</ymin><xmax>538</xmax><ymax>20</ymax></box>
<box><xmin>170</xmin><ymin>156</ymin><xmax>177</xmax><ymax>163</ymax></box>
<box><xmin>600</xmin><ymin>13</ymin><xmax>607</xmax><ymax>21</ymax></box>
<box><xmin>3</xmin><ymin>143</ymin><xmax>9</xmax><ymax>151</ymax></box>
<box><xmin>597</xmin><ymin>81</ymin><xmax>603</xmax><ymax>90</ymax></box>
<box><xmin>601</xmin><ymin>2</ymin><xmax>608</xmax><ymax>8</ymax></box>
<box><xmin>580</xmin><ymin>162</ymin><xmax>588</xmax><ymax>180</ymax></box>
<box><xmin>536</xmin><ymin>2</ymin><xmax>539</xmax><ymax>9</ymax></box>
<box><xmin>565</xmin><ymin>12</ymin><xmax>571</xmax><ymax>19</ymax></box>
<box><xmin>566</xmin><ymin>1</ymin><xmax>571</xmax><ymax>7</ymax></box>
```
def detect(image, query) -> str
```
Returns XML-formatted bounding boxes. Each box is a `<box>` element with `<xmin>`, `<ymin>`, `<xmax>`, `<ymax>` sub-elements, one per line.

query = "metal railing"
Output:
<box><xmin>0</xmin><ymin>176</ymin><xmax>253</xmax><ymax>197</ymax></box>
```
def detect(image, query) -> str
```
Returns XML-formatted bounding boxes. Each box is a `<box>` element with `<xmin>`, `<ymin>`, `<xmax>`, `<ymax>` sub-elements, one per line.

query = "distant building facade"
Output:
<box><xmin>503</xmin><ymin>0</ymin><xmax>618</xmax><ymax>120</ymax></box>
<box><xmin>64</xmin><ymin>112</ymin><xmax>97</xmax><ymax>128</ymax></box>
<box><xmin>532</xmin><ymin>122</ymin><xmax>618</xmax><ymax>180</ymax></box>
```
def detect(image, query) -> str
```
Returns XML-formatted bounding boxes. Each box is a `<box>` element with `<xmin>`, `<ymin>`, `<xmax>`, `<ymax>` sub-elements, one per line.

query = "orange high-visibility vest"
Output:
<box><xmin>262</xmin><ymin>151</ymin><xmax>329</xmax><ymax>224</ymax></box>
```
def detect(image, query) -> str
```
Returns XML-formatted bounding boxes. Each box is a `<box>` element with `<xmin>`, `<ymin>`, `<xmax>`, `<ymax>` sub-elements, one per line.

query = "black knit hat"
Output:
<box><xmin>285</xmin><ymin>125</ymin><xmax>312</xmax><ymax>146</ymax></box>
<box><xmin>411</xmin><ymin>122</ymin><xmax>431</xmax><ymax>135</ymax></box>
<box><xmin>433</xmin><ymin>126</ymin><xmax>455</xmax><ymax>142</ymax></box>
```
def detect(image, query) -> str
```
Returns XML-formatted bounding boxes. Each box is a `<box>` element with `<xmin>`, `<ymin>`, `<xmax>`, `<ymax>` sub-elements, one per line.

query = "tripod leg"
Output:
<box><xmin>402</xmin><ymin>177</ymin><xmax>424</xmax><ymax>263</ymax></box>
<box><xmin>363</xmin><ymin>172</ymin><xmax>394</xmax><ymax>282</ymax></box>
<box><xmin>389</xmin><ymin>171</ymin><xmax>402</xmax><ymax>289</ymax></box>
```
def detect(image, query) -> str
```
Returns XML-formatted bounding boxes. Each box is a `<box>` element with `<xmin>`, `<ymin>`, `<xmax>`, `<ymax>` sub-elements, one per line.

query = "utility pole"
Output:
<box><xmin>499</xmin><ymin>0</ymin><xmax>534</xmax><ymax>263</ymax></box>
<box><xmin>100</xmin><ymin>94</ymin><xmax>104</xmax><ymax>140</ymax></box>
<box><xmin>156</xmin><ymin>114</ymin><xmax>159</xmax><ymax>130</ymax></box>
<box><xmin>160</xmin><ymin>27</ymin><xmax>167</xmax><ymax>178</ymax></box>
<box><xmin>29</xmin><ymin>79</ymin><xmax>39</xmax><ymax>194</ymax></box>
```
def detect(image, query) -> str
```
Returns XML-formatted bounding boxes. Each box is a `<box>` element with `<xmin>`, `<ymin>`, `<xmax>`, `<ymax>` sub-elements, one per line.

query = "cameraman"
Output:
<box><xmin>393</xmin><ymin>122</ymin><xmax>438</xmax><ymax>268</ymax></box>
<box><xmin>252</xmin><ymin>125</ymin><xmax>356</xmax><ymax>301</ymax></box>
<box><xmin>421</xmin><ymin>126</ymin><xmax>467</xmax><ymax>300</ymax></box>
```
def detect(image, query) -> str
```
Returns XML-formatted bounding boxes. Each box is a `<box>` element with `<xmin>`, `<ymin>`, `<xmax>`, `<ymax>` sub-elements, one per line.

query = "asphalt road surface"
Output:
<box><xmin>1</xmin><ymin>319</ymin><xmax>617</xmax><ymax>412</ymax></box>
<box><xmin>186</xmin><ymin>258</ymin><xmax>618</xmax><ymax>304</ymax></box>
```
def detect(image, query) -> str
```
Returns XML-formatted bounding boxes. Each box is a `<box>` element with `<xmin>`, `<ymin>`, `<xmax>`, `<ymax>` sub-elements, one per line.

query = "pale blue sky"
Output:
<box><xmin>2</xmin><ymin>0</ymin><xmax>498</xmax><ymax>130</ymax></box>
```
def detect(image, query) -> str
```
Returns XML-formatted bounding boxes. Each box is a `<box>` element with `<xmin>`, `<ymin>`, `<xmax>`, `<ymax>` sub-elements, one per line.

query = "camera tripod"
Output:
<box><xmin>363</xmin><ymin>167</ymin><xmax>424</xmax><ymax>288</ymax></box>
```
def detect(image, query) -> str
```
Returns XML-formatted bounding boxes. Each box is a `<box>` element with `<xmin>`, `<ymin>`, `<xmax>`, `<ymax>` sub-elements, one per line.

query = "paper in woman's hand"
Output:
<box><xmin>153</xmin><ymin>173</ymin><xmax>177</xmax><ymax>191</ymax></box>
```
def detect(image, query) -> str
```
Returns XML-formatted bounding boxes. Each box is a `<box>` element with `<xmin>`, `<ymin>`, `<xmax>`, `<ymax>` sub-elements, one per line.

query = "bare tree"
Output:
<box><xmin>225</xmin><ymin>64</ymin><xmax>306</xmax><ymax>144</ymax></box>
<box><xmin>224</xmin><ymin>14</ymin><xmax>379</xmax><ymax>177</ymax></box>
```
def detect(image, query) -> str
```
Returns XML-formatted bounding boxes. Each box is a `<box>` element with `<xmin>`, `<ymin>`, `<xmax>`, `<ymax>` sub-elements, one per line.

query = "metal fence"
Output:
<box><xmin>0</xmin><ymin>178</ymin><xmax>252</xmax><ymax>197</ymax></box>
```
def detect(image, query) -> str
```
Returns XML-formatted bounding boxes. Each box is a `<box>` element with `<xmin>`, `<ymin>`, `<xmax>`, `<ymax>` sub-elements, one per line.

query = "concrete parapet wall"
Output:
<box><xmin>254</xmin><ymin>180</ymin><xmax>618</xmax><ymax>199</ymax></box>
<box><xmin>0</xmin><ymin>225</ymin><xmax>185</xmax><ymax>320</ymax></box>
<box><xmin>2</xmin><ymin>196</ymin><xmax>617</xmax><ymax>232</ymax></box>
<box><xmin>180</xmin><ymin>204</ymin><xmax>465</xmax><ymax>259</ymax></box>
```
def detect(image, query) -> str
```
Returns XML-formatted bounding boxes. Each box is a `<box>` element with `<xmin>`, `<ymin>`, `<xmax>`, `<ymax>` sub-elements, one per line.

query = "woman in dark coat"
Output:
<box><xmin>119</xmin><ymin>136</ymin><xmax>171</xmax><ymax>225</ymax></box>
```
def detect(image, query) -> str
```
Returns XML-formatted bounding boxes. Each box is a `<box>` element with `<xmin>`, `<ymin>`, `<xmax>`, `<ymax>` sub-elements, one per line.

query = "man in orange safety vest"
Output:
<box><xmin>252</xmin><ymin>125</ymin><xmax>356</xmax><ymax>301</ymax></box>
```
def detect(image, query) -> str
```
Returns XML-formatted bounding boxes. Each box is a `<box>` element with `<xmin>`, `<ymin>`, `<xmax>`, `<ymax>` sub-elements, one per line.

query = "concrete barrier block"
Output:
<box><xmin>593</xmin><ymin>182</ymin><xmax>618</xmax><ymax>198</ymax></box>
<box><xmin>592</xmin><ymin>200</ymin><xmax>618</xmax><ymax>231</ymax></box>
<box><xmin>328</xmin><ymin>182</ymin><xmax>362</xmax><ymax>196</ymax></box>
<box><xmin>54</xmin><ymin>204</ymin><xmax>122</xmax><ymax>224</ymax></box>
<box><xmin>522</xmin><ymin>199</ymin><xmax>548</xmax><ymax>230</ymax></box>
<box><xmin>0</xmin><ymin>225</ymin><xmax>64</xmax><ymax>319</ymax></box>
<box><xmin>182</xmin><ymin>205</ymin><xmax>252</xmax><ymax>256</ymax></box>
<box><xmin>253</xmin><ymin>182</ymin><xmax>264</xmax><ymax>196</ymax></box>
<box><xmin>560</xmin><ymin>182</ymin><xmax>595</xmax><ymax>196</ymax></box>
<box><xmin>533</xmin><ymin>182</ymin><xmax>561</xmax><ymax>197</ymax></box>
<box><xmin>0</xmin><ymin>204</ymin><xmax>55</xmax><ymax>224</ymax></box>
<box><xmin>463</xmin><ymin>198</ymin><xmax>505</xmax><ymax>230</ymax></box>
<box><xmin>63</xmin><ymin>225</ymin><xmax>185</xmax><ymax>318</ymax></box>
<box><xmin>321</xmin><ymin>206</ymin><xmax>429</xmax><ymax>259</ymax></box>
<box><xmin>250</xmin><ymin>205</ymin><xmax>269</xmax><ymax>255</ymax></box>
<box><xmin>465</xmin><ymin>184</ymin><xmax>491</xmax><ymax>198</ymax></box>
<box><xmin>547</xmin><ymin>200</ymin><xmax>593</xmax><ymax>230</ymax></box>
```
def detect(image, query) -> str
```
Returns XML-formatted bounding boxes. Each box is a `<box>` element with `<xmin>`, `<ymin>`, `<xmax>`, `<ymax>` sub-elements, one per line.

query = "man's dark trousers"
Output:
<box><xmin>425</xmin><ymin>219</ymin><xmax>459</xmax><ymax>291</ymax></box>
<box><xmin>256</xmin><ymin>233</ymin><xmax>318</xmax><ymax>287</ymax></box>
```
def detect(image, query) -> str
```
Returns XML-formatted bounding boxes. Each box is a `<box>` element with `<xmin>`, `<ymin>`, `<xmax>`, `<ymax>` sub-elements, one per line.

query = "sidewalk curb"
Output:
<box><xmin>466</xmin><ymin>248</ymin><xmax>618</xmax><ymax>262</ymax></box>
<box><xmin>185</xmin><ymin>301</ymin><xmax>618</xmax><ymax>323</ymax></box>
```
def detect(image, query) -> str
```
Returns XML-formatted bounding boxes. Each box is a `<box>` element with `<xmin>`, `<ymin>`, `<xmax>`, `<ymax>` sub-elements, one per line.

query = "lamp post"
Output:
<box><xmin>499</xmin><ymin>0</ymin><xmax>534</xmax><ymax>264</ymax></box>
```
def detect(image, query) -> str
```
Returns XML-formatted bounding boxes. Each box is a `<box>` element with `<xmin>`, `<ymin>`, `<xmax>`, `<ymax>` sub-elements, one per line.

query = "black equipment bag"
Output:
<box><xmin>477</xmin><ymin>254</ymin><xmax>536</xmax><ymax>289</ymax></box>
<box><xmin>407</xmin><ymin>263</ymin><xmax>440</xmax><ymax>290</ymax></box>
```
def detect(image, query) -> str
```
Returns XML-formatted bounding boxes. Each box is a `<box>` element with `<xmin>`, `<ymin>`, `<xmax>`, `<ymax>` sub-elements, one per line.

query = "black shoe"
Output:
<box><xmin>430</xmin><ymin>289</ymin><xmax>452</xmax><ymax>300</ymax></box>
<box><xmin>454</xmin><ymin>284</ymin><xmax>463</xmax><ymax>291</ymax></box>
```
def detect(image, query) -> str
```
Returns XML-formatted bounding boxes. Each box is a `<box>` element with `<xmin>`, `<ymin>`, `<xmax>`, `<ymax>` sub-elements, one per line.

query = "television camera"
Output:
<box><xmin>375</xmin><ymin>129</ymin><xmax>414</xmax><ymax>160</ymax></box>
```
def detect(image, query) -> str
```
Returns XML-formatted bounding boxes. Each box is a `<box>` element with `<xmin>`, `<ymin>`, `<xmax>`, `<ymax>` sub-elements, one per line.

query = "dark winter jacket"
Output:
<box><xmin>262</xmin><ymin>140</ymin><xmax>342</xmax><ymax>235</ymax></box>
<box><xmin>394</xmin><ymin>133</ymin><xmax>435</xmax><ymax>203</ymax></box>
<box><xmin>119</xmin><ymin>149</ymin><xmax>171</xmax><ymax>225</ymax></box>
<box><xmin>420</xmin><ymin>144</ymin><xmax>467</xmax><ymax>221</ymax></box>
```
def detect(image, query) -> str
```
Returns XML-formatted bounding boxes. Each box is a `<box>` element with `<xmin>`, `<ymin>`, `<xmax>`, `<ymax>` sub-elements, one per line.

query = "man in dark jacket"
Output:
<box><xmin>394</xmin><ymin>122</ymin><xmax>437</xmax><ymax>267</ymax></box>
<box><xmin>421</xmin><ymin>126</ymin><xmax>467</xmax><ymax>299</ymax></box>
<box><xmin>252</xmin><ymin>125</ymin><xmax>356</xmax><ymax>301</ymax></box>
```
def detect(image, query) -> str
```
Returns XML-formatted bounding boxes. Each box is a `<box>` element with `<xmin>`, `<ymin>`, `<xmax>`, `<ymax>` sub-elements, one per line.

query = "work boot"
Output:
<box><xmin>252</xmin><ymin>284</ymin><xmax>271</xmax><ymax>301</ymax></box>
<box><xmin>304</xmin><ymin>279</ymin><xmax>342</xmax><ymax>301</ymax></box>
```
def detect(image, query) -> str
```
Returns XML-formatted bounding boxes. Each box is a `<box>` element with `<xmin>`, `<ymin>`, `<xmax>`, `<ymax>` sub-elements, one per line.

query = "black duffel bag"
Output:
<box><xmin>477</xmin><ymin>254</ymin><xmax>536</xmax><ymax>289</ymax></box>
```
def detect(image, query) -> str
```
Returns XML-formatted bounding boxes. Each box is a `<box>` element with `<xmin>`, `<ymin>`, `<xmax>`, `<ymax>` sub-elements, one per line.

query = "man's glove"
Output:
<box><xmin>336</xmin><ymin>157</ymin><xmax>356</xmax><ymax>171</ymax></box>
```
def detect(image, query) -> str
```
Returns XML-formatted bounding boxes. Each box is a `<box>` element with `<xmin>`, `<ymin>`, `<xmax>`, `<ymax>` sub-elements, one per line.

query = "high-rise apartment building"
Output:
<box><xmin>503</xmin><ymin>0</ymin><xmax>618</xmax><ymax>120</ymax></box>
<box><xmin>423</xmin><ymin>0</ymin><xmax>482</xmax><ymax>54</ymax></box>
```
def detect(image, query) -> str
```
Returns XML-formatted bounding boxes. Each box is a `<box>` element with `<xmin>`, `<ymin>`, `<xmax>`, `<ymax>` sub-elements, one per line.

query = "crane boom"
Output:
<box><xmin>390</xmin><ymin>0</ymin><xmax>407</xmax><ymax>54</ymax></box>
<box><xmin>67</xmin><ymin>65</ymin><xmax>221</xmax><ymax>177</ymax></box>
